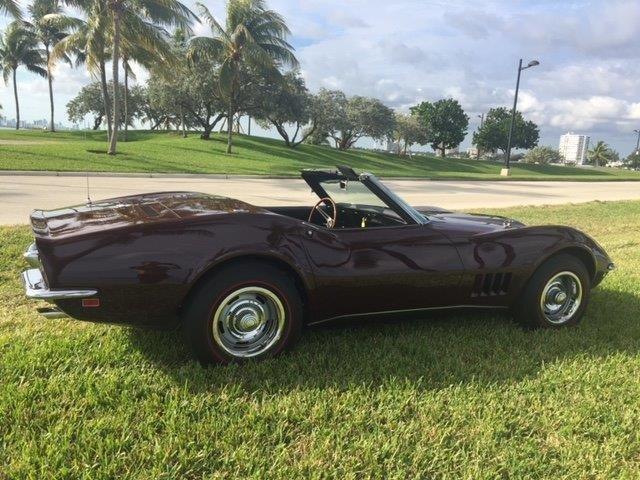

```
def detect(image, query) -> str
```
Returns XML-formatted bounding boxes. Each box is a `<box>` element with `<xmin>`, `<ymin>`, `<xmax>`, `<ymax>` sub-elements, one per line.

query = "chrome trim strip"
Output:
<box><xmin>24</xmin><ymin>242</ymin><xmax>40</xmax><ymax>268</ymax></box>
<box><xmin>307</xmin><ymin>304</ymin><xmax>508</xmax><ymax>326</ymax></box>
<box><xmin>22</xmin><ymin>268</ymin><xmax>98</xmax><ymax>300</ymax></box>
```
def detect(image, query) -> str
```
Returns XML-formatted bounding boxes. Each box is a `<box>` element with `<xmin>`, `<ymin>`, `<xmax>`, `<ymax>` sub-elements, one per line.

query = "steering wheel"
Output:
<box><xmin>308</xmin><ymin>197</ymin><xmax>338</xmax><ymax>228</ymax></box>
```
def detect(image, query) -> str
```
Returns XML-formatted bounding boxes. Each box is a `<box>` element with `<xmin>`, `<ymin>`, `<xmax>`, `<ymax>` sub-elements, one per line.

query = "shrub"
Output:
<box><xmin>522</xmin><ymin>146</ymin><xmax>563</xmax><ymax>165</ymax></box>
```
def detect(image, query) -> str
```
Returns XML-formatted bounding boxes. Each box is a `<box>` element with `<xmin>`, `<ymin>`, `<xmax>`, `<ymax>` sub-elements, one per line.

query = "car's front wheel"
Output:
<box><xmin>183</xmin><ymin>263</ymin><xmax>303</xmax><ymax>365</ymax></box>
<box><xmin>514</xmin><ymin>253</ymin><xmax>591</xmax><ymax>329</ymax></box>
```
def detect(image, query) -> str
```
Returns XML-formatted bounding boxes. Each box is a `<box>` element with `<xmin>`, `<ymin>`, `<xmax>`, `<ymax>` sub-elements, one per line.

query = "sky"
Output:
<box><xmin>2</xmin><ymin>0</ymin><xmax>640</xmax><ymax>154</ymax></box>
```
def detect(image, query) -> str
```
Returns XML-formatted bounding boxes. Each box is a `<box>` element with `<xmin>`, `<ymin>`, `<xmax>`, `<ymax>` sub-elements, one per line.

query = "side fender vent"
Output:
<box><xmin>471</xmin><ymin>272</ymin><xmax>512</xmax><ymax>297</ymax></box>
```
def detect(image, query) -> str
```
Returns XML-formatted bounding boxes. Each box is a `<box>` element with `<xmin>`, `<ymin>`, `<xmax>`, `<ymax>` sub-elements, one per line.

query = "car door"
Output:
<box><xmin>301</xmin><ymin>222</ymin><xmax>464</xmax><ymax>322</ymax></box>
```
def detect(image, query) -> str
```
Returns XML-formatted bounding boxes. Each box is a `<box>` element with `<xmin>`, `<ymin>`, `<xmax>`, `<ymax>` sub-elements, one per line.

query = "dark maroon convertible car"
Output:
<box><xmin>22</xmin><ymin>166</ymin><xmax>614</xmax><ymax>364</ymax></box>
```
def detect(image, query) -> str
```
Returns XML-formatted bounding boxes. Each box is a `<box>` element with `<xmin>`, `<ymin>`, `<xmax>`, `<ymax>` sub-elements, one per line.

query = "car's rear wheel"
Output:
<box><xmin>514</xmin><ymin>253</ymin><xmax>591</xmax><ymax>329</ymax></box>
<box><xmin>183</xmin><ymin>263</ymin><xmax>303</xmax><ymax>365</ymax></box>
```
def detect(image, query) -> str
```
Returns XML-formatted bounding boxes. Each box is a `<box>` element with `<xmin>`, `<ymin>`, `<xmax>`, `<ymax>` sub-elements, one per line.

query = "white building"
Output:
<box><xmin>559</xmin><ymin>133</ymin><xmax>590</xmax><ymax>165</ymax></box>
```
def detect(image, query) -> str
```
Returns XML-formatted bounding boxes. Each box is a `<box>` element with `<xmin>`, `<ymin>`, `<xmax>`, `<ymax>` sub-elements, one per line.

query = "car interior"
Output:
<box><xmin>265</xmin><ymin>203</ymin><xmax>406</xmax><ymax>229</ymax></box>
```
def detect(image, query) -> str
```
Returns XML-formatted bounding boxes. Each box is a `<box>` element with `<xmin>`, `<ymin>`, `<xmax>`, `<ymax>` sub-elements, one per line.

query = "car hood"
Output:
<box><xmin>30</xmin><ymin>191</ymin><xmax>265</xmax><ymax>239</ymax></box>
<box><xmin>416</xmin><ymin>206</ymin><xmax>525</xmax><ymax>237</ymax></box>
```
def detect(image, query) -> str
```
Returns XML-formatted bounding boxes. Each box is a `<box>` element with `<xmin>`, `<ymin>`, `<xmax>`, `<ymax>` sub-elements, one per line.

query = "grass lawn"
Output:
<box><xmin>1</xmin><ymin>200</ymin><xmax>639</xmax><ymax>478</ymax></box>
<box><xmin>2</xmin><ymin>128</ymin><xmax>640</xmax><ymax>181</ymax></box>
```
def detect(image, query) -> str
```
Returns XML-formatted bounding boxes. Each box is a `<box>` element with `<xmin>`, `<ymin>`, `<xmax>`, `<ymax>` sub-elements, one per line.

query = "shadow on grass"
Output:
<box><xmin>124</xmin><ymin>287</ymin><xmax>640</xmax><ymax>393</ymax></box>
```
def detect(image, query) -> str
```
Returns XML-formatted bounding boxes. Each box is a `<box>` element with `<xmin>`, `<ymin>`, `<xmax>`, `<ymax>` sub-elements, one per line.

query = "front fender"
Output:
<box><xmin>465</xmin><ymin>225</ymin><xmax>612</xmax><ymax>301</ymax></box>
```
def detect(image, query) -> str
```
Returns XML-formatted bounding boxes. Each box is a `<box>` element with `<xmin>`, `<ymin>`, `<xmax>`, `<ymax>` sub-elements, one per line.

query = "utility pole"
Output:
<box><xmin>476</xmin><ymin>113</ymin><xmax>484</xmax><ymax>160</ymax></box>
<box><xmin>503</xmin><ymin>58</ymin><xmax>539</xmax><ymax>176</ymax></box>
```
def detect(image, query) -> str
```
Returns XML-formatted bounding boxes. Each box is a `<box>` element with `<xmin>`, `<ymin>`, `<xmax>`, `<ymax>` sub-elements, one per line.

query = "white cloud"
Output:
<box><xmin>2</xmin><ymin>0</ymin><xmax>640</xmax><ymax>153</ymax></box>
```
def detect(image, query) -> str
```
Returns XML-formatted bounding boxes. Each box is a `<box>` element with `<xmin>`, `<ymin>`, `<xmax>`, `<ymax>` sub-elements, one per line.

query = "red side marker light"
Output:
<box><xmin>82</xmin><ymin>298</ymin><xmax>100</xmax><ymax>308</ymax></box>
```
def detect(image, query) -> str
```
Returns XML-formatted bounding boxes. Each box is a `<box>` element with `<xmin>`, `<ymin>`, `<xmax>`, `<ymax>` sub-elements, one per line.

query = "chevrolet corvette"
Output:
<box><xmin>22</xmin><ymin>166</ymin><xmax>614</xmax><ymax>364</ymax></box>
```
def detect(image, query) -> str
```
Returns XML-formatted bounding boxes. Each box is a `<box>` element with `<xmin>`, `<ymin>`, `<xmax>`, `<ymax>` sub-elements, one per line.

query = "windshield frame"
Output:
<box><xmin>300</xmin><ymin>168</ymin><xmax>427</xmax><ymax>225</ymax></box>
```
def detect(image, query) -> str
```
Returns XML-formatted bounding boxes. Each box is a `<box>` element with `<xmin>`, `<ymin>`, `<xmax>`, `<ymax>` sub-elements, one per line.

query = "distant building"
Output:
<box><xmin>559</xmin><ymin>133</ymin><xmax>590</xmax><ymax>165</ymax></box>
<box><xmin>467</xmin><ymin>146</ymin><xmax>479</xmax><ymax>157</ymax></box>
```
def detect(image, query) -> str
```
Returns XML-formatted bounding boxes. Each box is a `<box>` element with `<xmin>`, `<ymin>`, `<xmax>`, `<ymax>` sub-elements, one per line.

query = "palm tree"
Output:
<box><xmin>119</xmin><ymin>22</ymin><xmax>176</xmax><ymax>141</ymax></box>
<box><xmin>588</xmin><ymin>140</ymin><xmax>612</xmax><ymax>167</ymax></box>
<box><xmin>0</xmin><ymin>0</ymin><xmax>22</xmax><ymax>19</ymax></box>
<box><xmin>53</xmin><ymin>0</ymin><xmax>113</xmax><ymax>137</ymax></box>
<box><xmin>190</xmin><ymin>0</ymin><xmax>298</xmax><ymax>154</ymax></box>
<box><xmin>105</xmin><ymin>0</ymin><xmax>195</xmax><ymax>155</ymax></box>
<box><xmin>27</xmin><ymin>0</ymin><xmax>77</xmax><ymax>131</ymax></box>
<box><xmin>0</xmin><ymin>21</ymin><xmax>47</xmax><ymax>129</ymax></box>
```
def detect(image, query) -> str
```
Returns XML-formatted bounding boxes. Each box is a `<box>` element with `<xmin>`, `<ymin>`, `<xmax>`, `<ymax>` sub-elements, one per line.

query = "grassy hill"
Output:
<box><xmin>1</xmin><ymin>129</ymin><xmax>639</xmax><ymax>180</ymax></box>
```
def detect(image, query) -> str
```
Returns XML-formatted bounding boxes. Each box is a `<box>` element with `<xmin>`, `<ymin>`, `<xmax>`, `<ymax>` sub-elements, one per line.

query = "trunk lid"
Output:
<box><xmin>31</xmin><ymin>191</ymin><xmax>263</xmax><ymax>239</ymax></box>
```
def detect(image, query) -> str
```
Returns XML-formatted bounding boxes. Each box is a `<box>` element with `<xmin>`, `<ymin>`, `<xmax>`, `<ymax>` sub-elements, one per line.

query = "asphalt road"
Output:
<box><xmin>1</xmin><ymin>174</ymin><xmax>639</xmax><ymax>225</ymax></box>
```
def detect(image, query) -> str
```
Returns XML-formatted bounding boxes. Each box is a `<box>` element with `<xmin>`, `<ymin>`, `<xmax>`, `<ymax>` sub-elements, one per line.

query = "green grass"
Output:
<box><xmin>1</xmin><ymin>200</ymin><xmax>639</xmax><ymax>478</ymax></box>
<box><xmin>2</xmin><ymin>128</ymin><xmax>640</xmax><ymax>180</ymax></box>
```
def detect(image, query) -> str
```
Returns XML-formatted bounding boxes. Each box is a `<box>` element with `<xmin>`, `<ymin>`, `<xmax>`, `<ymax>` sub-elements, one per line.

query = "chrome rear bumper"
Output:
<box><xmin>24</xmin><ymin>242</ymin><xmax>39</xmax><ymax>267</ymax></box>
<box><xmin>22</xmin><ymin>268</ymin><xmax>98</xmax><ymax>300</ymax></box>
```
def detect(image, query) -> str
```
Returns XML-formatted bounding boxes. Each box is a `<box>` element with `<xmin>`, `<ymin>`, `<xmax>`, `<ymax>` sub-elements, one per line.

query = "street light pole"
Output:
<box><xmin>502</xmin><ymin>58</ymin><xmax>539</xmax><ymax>176</ymax></box>
<box><xmin>634</xmin><ymin>129</ymin><xmax>640</xmax><ymax>153</ymax></box>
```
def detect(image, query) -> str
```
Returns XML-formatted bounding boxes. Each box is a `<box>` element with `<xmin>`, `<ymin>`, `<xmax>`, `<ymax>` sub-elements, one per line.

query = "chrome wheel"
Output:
<box><xmin>212</xmin><ymin>286</ymin><xmax>285</xmax><ymax>358</ymax></box>
<box><xmin>540</xmin><ymin>271</ymin><xmax>583</xmax><ymax>324</ymax></box>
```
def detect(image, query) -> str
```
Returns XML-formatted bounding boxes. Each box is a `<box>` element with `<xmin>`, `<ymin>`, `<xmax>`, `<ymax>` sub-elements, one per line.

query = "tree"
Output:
<box><xmin>119</xmin><ymin>26</ymin><xmax>175</xmax><ymax>141</ymax></box>
<box><xmin>190</xmin><ymin>0</ymin><xmax>298</xmax><ymax>154</ymax></box>
<box><xmin>522</xmin><ymin>146</ymin><xmax>563</xmax><ymax>165</ymax></box>
<box><xmin>53</xmin><ymin>0</ymin><xmax>113</xmax><ymax>137</ymax></box>
<box><xmin>411</xmin><ymin>99</ymin><xmax>468</xmax><ymax>157</ymax></box>
<box><xmin>67</xmin><ymin>80</ymin><xmax>146</xmax><ymax>129</ymax></box>
<box><xmin>303</xmin><ymin>126</ymin><xmax>330</xmax><ymax>146</ymax></box>
<box><xmin>315</xmin><ymin>90</ymin><xmax>396</xmax><ymax>150</ymax></box>
<box><xmin>254</xmin><ymin>72</ymin><xmax>320</xmax><ymax>147</ymax></box>
<box><xmin>587</xmin><ymin>140</ymin><xmax>615</xmax><ymax>167</ymax></box>
<box><xmin>625</xmin><ymin>151</ymin><xmax>640</xmax><ymax>170</ymax></box>
<box><xmin>337</xmin><ymin>96</ymin><xmax>396</xmax><ymax>150</ymax></box>
<box><xmin>472</xmin><ymin>107</ymin><xmax>539</xmax><ymax>156</ymax></box>
<box><xmin>0</xmin><ymin>21</ymin><xmax>47</xmax><ymax>129</ymax></box>
<box><xmin>27</xmin><ymin>0</ymin><xmax>77</xmax><ymax>132</ymax></box>
<box><xmin>0</xmin><ymin>0</ymin><xmax>21</xmax><ymax>19</ymax></box>
<box><xmin>105</xmin><ymin>0</ymin><xmax>194</xmax><ymax>155</ymax></box>
<box><xmin>147</xmin><ymin>29</ymin><xmax>226</xmax><ymax>139</ymax></box>
<box><xmin>392</xmin><ymin>112</ymin><xmax>429</xmax><ymax>156</ymax></box>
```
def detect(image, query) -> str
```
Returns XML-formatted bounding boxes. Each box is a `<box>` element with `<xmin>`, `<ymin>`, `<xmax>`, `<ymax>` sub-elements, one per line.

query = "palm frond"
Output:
<box><xmin>188</xmin><ymin>35</ymin><xmax>225</xmax><ymax>62</ymax></box>
<box><xmin>195</xmin><ymin>2</ymin><xmax>229</xmax><ymax>40</ymax></box>
<box><xmin>135</xmin><ymin>0</ymin><xmax>197</xmax><ymax>30</ymax></box>
<box><xmin>25</xmin><ymin>63</ymin><xmax>48</xmax><ymax>77</ymax></box>
<box><xmin>0</xmin><ymin>0</ymin><xmax>23</xmax><ymax>20</ymax></box>
<box><xmin>0</xmin><ymin>21</ymin><xmax>48</xmax><ymax>81</ymax></box>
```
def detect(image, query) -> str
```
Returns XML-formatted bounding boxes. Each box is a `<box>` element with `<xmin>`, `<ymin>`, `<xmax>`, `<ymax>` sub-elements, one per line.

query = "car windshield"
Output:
<box><xmin>319</xmin><ymin>179</ymin><xmax>388</xmax><ymax>208</ymax></box>
<box><xmin>366</xmin><ymin>175</ymin><xmax>426</xmax><ymax>224</ymax></box>
<box><xmin>301</xmin><ymin>168</ymin><xmax>427</xmax><ymax>225</ymax></box>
